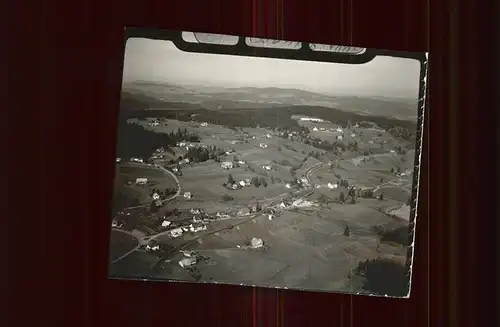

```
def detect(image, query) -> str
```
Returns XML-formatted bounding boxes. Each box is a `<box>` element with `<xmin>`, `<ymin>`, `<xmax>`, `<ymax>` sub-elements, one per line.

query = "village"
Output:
<box><xmin>109</xmin><ymin>114</ymin><xmax>415</xmax><ymax>293</ymax></box>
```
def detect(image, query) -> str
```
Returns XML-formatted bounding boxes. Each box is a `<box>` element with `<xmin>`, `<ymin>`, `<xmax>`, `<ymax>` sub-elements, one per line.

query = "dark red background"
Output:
<box><xmin>5</xmin><ymin>0</ymin><xmax>497</xmax><ymax>326</ymax></box>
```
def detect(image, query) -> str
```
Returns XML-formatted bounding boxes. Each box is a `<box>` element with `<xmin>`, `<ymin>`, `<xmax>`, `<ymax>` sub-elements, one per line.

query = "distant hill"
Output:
<box><xmin>119</xmin><ymin>90</ymin><xmax>418</xmax><ymax>136</ymax></box>
<box><xmin>121</xmin><ymin>82</ymin><xmax>418</xmax><ymax>121</ymax></box>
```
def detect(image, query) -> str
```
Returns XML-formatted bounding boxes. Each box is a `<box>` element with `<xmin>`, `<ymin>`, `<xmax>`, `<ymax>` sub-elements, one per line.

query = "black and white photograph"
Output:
<box><xmin>108</xmin><ymin>30</ymin><xmax>427</xmax><ymax>297</ymax></box>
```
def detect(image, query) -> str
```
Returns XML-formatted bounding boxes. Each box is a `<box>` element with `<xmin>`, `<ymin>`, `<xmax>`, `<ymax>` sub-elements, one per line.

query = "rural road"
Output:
<box><xmin>112</xmin><ymin>150</ymin><xmax>409</xmax><ymax>266</ymax></box>
<box><xmin>149</xmin><ymin>162</ymin><xmax>324</xmax><ymax>271</ymax></box>
<box><xmin>111</xmin><ymin>162</ymin><xmax>323</xmax><ymax>266</ymax></box>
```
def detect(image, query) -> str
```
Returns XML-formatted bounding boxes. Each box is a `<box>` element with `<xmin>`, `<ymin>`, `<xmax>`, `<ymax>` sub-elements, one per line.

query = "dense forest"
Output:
<box><xmin>120</xmin><ymin>91</ymin><xmax>418</xmax><ymax>133</ymax></box>
<box><xmin>115</xmin><ymin>117</ymin><xmax>199</xmax><ymax>160</ymax></box>
<box><xmin>118</xmin><ymin>91</ymin><xmax>419</xmax><ymax>156</ymax></box>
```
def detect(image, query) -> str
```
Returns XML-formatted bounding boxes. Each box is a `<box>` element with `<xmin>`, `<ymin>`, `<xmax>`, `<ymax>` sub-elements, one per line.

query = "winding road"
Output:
<box><xmin>111</xmin><ymin>149</ymin><xmax>412</xmax><ymax>266</ymax></box>
<box><xmin>121</xmin><ymin>164</ymin><xmax>182</xmax><ymax>210</ymax></box>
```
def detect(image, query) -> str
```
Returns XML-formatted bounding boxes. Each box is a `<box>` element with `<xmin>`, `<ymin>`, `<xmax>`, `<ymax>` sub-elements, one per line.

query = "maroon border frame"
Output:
<box><xmin>5</xmin><ymin>0</ymin><xmax>496</xmax><ymax>326</ymax></box>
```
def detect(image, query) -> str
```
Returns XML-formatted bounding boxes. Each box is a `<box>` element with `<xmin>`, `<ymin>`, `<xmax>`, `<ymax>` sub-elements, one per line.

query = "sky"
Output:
<box><xmin>122</xmin><ymin>36</ymin><xmax>422</xmax><ymax>99</ymax></box>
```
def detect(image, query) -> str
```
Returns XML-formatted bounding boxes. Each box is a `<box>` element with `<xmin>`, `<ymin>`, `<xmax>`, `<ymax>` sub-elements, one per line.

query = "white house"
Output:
<box><xmin>327</xmin><ymin>183</ymin><xmax>338</xmax><ymax>189</ymax></box>
<box><xmin>312</xmin><ymin>127</ymin><xmax>319</xmax><ymax>131</ymax></box>
<box><xmin>161</xmin><ymin>220</ymin><xmax>171</xmax><ymax>227</ymax></box>
<box><xmin>221</xmin><ymin>161</ymin><xmax>233</xmax><ymax>169</ymax></box>
<box><xmin>300</xmin><ymin>117</ymin><xmax>324</xmax><ymax>123</ymax></box>
<box><xmin>238</xmin><ymin>160</ymin><xmax>246</xmax><ymax>165</ymax></box>
<box><xmin>169</xmin><ymin>228</ymin><xmax>183</xmax><ymax>238</ymax></box>
<box><xmin>152</xmin><ymin>193</ymin><xmax>160</xmax><ymax>200</ymax></box>
<box><xmin>184</xmin><ymin>192</ymin><xmax>193</xmax><ymax>199</ymax></box>
<box><xmin>265</xmin><ymin>134</ymin><xmax>272</xmax><ymax>139</ymax></box>
<box><xmin>135</xmin><ymin>177</ymin><xmax>148</xmax><ymax>185</ymax></box>
<box><xmin>351</xmin><ymin>133</ymin><xmax>356</xmax><ymax>137</ymax></box>
<box><xmin>336</xmin><ymin>128</ymin><xmax>343</xmax><ymax>132</ymax></box>
<box><xmin>390</xmin><ymin>150</ymin><xmax>396</xmax><ymax>153</ymax></box>
<box><xmin>259</xmin><ymin>143</ymin><xmax>268</xmax><ymax>148</ymax></box>
<box><xmin>239</xmin><ymin>180</ymin><xmax>246</xmax><ymax>187</ymax></box>
<box><xmin>262</xmin><ymin>165</ymin><xmax>272</xmax><ymax>171</ymax></box>
<box><xmin>251</xmin><ymin>237</ymin><xmax>264</xmax><ymax>249</ymax></box>
<box><xmin>336</xmin><ymin>135</ymin><xmax>343</xmax><ymax>140</ymax></box>
<box><xmin>146</xmin><ymin>242</ymin><xmax>160</xmax><ymax>251</ymax></box>
<box><xmin>300</xmin><ymin>177</ymin><xmax>309</xmax><ymax>185</ymax></box>
<box><xmin>115</xmin><ymin>158</ymin><xmax>122</xmax><ymax>163</ymax></box>
<box><xmin>129</xmin><ymin>157</ymin><xmax>144</xmax><ymax>163</ymax></box>
<box><xmin>285</xmin><ymin>183</ymin><xmax>291</xmax><ymax>189</ymax></box>
<box><xmin>179</xmin><ymin>257</ymin><xmax>197</xmax><ymax>268</ymax></box>
<box><xmin>189</xmin><ymin>224</ymin><xmax>207</xmax><ymax>233</ymax></box>
<box><xmin>200</xmin><ymin>122</ymin><xmax>208</xmax><ymax>127</ymax></box>
<box><xmin>320</xmin><ymin>127</ymin><xmax>326</xmax><ymax>131</ymax></box>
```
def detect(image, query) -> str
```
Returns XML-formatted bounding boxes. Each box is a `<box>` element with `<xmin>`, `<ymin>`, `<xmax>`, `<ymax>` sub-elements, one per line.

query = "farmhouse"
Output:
<box><xmin>189</xmin><ymin>223</ymin><xmax>207</xmax><ymax>233</ymax></box>
<box><xmin>146</xmin><ymin>241</ymin><xmax>160</xmax><ymax>251</ymax></box>
<box><xmin>179</xmin><ymin>257</ymin><xmax>197</xmax><ymax>268</ymax></box>
<box><xmin>251</xmin><ymin>237</ymin><xmax>264</xmax><ymax>249</ymax></box>
<box><xmin>300</xmin><ymin>117</ymin><xmax>324</xmax><ymax>123</ymax></box>
<box><xmin>169</xmin><ymin>228</ymin><xmax>183</xmax><ymax>238</ymax></box>
<box><xmin>327</xmin><ymin>182</ymin><xmax>338</xmax><ymax>189</ymax></box>
<box><xmin>221</xmin><ymin>161</ymin><xmax>233</xmax><ymax>169</ymax></box>
<box><xmin>135</xmin><ymin>177</ymin><xmax>148</xmax><ymax>185</ymax></box>
<box><xmin>130</xmin><ymin>157</ymin><xmax>144</xmax><ymax>163</ymax></box>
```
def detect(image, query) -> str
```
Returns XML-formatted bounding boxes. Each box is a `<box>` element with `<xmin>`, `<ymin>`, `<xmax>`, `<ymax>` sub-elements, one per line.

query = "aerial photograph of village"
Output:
<box><xmin>108</xmin><ymin>33</ymin><xmax>424</xmax><ymax>297</ymax></box>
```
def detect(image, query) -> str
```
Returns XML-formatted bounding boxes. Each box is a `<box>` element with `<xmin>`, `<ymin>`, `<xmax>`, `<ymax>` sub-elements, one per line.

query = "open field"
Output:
<box><xmin>152</xmin><ymin>199</ymin><xmax>407</xmax><ymax>292</ymax></box>
<box><xmin>113</xmin><ymin>163</ymin><xmax>178</xmax><ymax>204</ymax></box>
<box><xmin>109</xmin><ymin>107</ymin><xmax>418</xmax><ymax>295</ymax></box>
<box><xmin>108</xmin><ymin>230</ymin><xmax>139</xmax><ymax>262</ymax></box>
